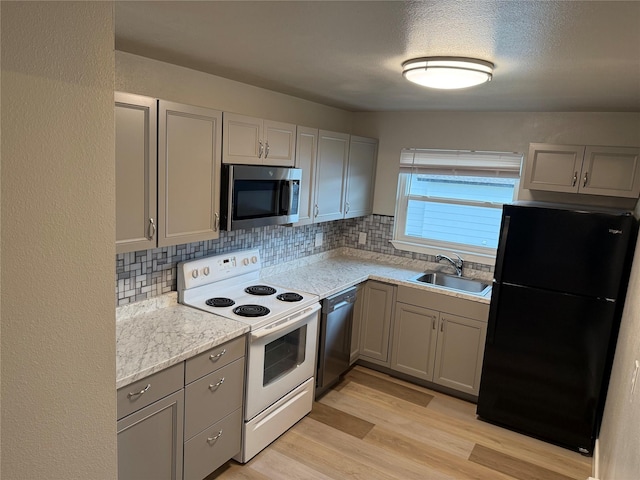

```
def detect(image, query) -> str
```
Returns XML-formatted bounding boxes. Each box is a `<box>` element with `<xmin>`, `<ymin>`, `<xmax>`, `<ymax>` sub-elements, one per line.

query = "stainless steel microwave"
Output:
<box><xmin>220</xmin><ymin>164</ymin><xmax>301</xmax><ymax>231</ymax></box>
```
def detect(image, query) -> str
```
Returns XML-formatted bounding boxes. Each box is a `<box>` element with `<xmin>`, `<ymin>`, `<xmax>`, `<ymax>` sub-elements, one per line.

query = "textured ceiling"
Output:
<box><xmin>115</xmin><ymin>1</ymin><xmax>640</xmax><ymax>112</ymax></box>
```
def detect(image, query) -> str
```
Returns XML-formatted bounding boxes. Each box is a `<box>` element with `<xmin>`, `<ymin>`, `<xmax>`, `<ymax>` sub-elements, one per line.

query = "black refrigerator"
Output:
<box><xmin>476</xmin><ymin>202</ymin><xmax>638</xmax><ymax>455</ymax></box>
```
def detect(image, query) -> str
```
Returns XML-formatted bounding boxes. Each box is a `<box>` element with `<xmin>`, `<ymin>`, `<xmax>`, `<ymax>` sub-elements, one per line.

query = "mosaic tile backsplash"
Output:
<box><xmin>116</xmin><ymin>215</ymin><xmax>494</xmax><ymax>305</ymax></box>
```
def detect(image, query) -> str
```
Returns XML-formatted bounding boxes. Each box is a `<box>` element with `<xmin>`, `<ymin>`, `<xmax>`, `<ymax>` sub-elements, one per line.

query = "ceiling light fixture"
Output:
<box><xmin>402</xmin><ymin>57</ymin><xmax>494</xmax><ymax>90</ymax></box>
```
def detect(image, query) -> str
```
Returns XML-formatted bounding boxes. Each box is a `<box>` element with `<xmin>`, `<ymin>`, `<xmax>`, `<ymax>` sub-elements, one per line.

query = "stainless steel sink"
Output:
<box><xmin>409</xmin><ymin>271</ymin><xmax>491</xmax><ymax>296</ymax></box>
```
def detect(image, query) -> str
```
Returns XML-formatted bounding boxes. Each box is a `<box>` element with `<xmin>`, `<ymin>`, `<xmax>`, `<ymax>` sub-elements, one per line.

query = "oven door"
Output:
<box><xmin>245</xmin><ymin>303</ymin><xmax>320</xmax><ymax>420</ymax></box>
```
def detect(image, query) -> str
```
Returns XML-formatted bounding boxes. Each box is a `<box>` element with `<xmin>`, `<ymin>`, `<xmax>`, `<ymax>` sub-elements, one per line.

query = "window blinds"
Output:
<box><xmin>400</xmin><ymin>148</ymin><xmax>522</xmax><ymax>178</ymax></box>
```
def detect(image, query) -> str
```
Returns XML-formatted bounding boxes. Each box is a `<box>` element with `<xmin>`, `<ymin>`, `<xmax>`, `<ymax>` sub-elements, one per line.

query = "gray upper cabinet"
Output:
<box><xmin>294</xmin><ymin>126</ymin><xmax>318</xmax><ymax>226</ymax></box>
<box><xmin>345</xmin><ymin>136</ymin><xmax>378</xmax><ymax>219</ymax></box>
<box><xmin>222</xmin><ymin>112</ymin><xmax>296</xmax><ymax>166</ymax></box>
<box><xmin>158</xmin><ymin>101</ymin><xmax>222</xmax><ymax>247</ymax></box>
<box><xmin>115</xmin><ymin>92</ymin><xmax>158</xmax><ymax>254</ymax></box>
<box><xmin>314</xmin><ymin>130</ymin><xmax>350</xmax><ymax>223</ymax></box>
<box><xmin>524</xmin><ymin>143</ymin><xmax>640</xmax><ymax>198</ymax></box>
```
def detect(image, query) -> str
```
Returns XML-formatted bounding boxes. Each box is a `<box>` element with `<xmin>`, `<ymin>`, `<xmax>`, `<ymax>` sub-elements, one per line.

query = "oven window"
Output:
<box><xmin>263</xmin><ymin>325</ymin><xmax>307</xmax><ymax>387</ymax></box>
<box><xmin>234</xmin><ymin>180</ymin><xmax>279</xmax><ymax>219</ymax></box>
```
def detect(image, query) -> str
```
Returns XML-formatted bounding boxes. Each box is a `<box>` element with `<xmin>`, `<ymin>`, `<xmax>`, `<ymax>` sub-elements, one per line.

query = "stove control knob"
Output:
<box><xmin>242</xmin><ymin>258</ymin><xmax>250</xmax><ymax>266</ymax></box>
<box><xmin>192</xmin><ymin>269</ymin><xmax>199</xmax><ymax>279</ymax></box>
<box><xmin>251</xmin><ymin>256</ymin><xmax>258</xmax><ymax>264</ymax></box>
<box><xmin>203</xmin><ymin>267</ymin><xmax>210</xmax><ymax>276</ymax></box>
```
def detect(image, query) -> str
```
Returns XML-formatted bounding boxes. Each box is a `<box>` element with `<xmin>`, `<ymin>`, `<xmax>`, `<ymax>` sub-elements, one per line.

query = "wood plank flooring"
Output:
<box><xmin>208</xmin><ymin>366</ymin><xmax>592</xmax><ymax>480</ymax></box>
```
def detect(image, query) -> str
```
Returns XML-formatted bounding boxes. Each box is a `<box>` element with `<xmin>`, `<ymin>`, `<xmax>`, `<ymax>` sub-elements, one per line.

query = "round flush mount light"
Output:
<box><xmin>402</xmin><ymin>57</ymin><xmax>494</xmax><ymax>90</ymax></box>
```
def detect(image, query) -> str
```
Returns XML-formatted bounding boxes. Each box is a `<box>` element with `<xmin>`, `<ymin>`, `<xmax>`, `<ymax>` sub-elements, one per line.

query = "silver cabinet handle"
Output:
<box><xmin>258</xmin><ymin>141</ymin><xmax>264</xmax><ymax>158</ymax></box>
<box><xmin>345</xmin><ymin>202</ymin><xmax>350</xmax><ymax>214</ymax></box>
<box><xmin>432</xmin><ymin>317</ymin><xmax>436</xmax><ymax>330</ymax></box>
<box><xmin>214</xmin><ymin>212</ymin><xmax>219</xmax><ymax>232</ymax></box>
<box><xmin>265</xmin><ymin>141</ymin><xmax>270</xmax><ymax>158</ymax></box>
<box><xmin>127</xmin><ymin>384</ymin><xmax>151</xmax><ymax>398</ymax></box>
<box><xmin>209</xmin><ymin>378</ymin><xmax>225</xmax><ymax>389</ymax></box>
<box><xmin>209</xmin><ymin>349</ymin><xmax>226</xmax><ymax>361</ymax></box>
<box><xmin>583</xmin><ymin>171</ymin><xmax>589</xmax><ymax>187</ymax></box>
<box><xmin>148</xmin><ymin>218</ymin><xmax>156</xmax><ymax>240</ymax></box>
<box><xmin>207</xmin><ymin>430</ymin><xmax>223</xmax><ymax>443</ymax></box>
<box><xmin>314</xmin><ymin>204</ymin><xmax>319</xmax><ymax>218</ymax></box>
<box><xmin>572</xmin><ymin>171</ymin><xmax>578</xmax><ymax>187</ymax></box>
<box><xmin>440</xmin><ymin>321</ymin><xmax>444</xmax><ymax>333</ymax></box>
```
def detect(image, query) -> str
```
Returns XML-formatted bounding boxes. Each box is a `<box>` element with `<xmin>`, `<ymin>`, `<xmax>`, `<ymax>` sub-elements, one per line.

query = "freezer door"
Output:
<box><xmin>494</xmin><ymin>204</ymin><xmax>636</xmax><ymax>299</ymax></box>
<box><xmin>477</xmin><ymin>283</ymin><xmax>618</xmax><ymax>453</ymax></box>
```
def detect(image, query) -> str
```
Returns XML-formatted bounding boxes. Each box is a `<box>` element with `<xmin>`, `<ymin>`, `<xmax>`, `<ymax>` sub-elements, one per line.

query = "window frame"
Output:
<box><xmin>392</xmin><ymin>149</ymin><xmax>522</xmax><ymax>263</ymax></box>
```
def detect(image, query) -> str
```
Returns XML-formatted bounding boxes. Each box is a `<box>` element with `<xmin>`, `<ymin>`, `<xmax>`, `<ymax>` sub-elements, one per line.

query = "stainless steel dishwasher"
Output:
<box><xmin>316</xmin><ymin>286</ymin><xmax>357</xmax><ymax>398</ymax></box>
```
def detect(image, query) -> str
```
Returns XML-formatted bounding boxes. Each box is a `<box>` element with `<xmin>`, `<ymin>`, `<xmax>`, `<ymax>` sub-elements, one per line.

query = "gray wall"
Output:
<box><xmin>352</xmin><ymin>111</ymin><xmax>640</xmax><ymax>216</ymax></box>
<box><xmin>598</xmin><ymin>233</ymin><xmax>640</xmax><ymax>479</ymax></box>
<box><xmin>1</xmin><ymin>2</ymin><xmax>117</xmax><ymax>478</ymax></box>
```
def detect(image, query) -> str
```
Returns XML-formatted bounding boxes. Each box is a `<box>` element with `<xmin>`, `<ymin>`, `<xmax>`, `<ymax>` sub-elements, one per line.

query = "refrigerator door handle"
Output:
<box><xmin>486</xmin><ymin>281</ymin><xmax>500</xmax><ymax>345</ymax></box>
<box><xmin>493</xmin><ymin>215</ymin><xmax>511</xmax><ymax>283</ymax></box>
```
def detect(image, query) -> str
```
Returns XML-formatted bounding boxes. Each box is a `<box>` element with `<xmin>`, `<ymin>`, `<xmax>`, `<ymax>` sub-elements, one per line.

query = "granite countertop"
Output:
<box><xmin>116</xmin><ymin>248</ymin><xmax>491</xmax><ymax>389</ymax></box>
<box><xmin>116</xmin><ymin>292</ymin><xmax>249</xmax><ymax>389</ymax></box>
<box><xmin>261</xmin><ymin>247</ymin><xmax>493</xmax><ymax>304</ymax></box>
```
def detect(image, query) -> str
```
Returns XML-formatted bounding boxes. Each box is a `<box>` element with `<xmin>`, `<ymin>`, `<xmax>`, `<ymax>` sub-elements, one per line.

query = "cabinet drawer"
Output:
<box><xmin>185</xmin><ymin>335</ymin><xmax>246</xmax><ymax>384</ymax></box>
<box><xmin>183</xmin><ymin>408</ymin><xmax>242</xmax><ymax>480</ymax></box>
<box><xmin>184</xmin><ymin>357</ymin><xmax>245</xmax><ymax>440</ymax></box>
<box><xmin>397</xmin><ymin>285</ymin><xmax>489</xmax><ymax>321</ymax></box>
<box><xmin>117</xmin><ymin>362</ymin><xmax>184</xmax><ymax>420</ymax></box>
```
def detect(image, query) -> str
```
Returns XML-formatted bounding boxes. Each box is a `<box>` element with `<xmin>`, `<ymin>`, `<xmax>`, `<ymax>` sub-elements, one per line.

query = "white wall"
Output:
<box><xmin>352</xmin><ymin>111</ymin><xmax>640</xmax><ymax>216</ymax></box>
<box><xmin>116</xmin><ymin>51</ymin><xmax>353</xmax><ymax>132</ymax></box>
<box><xmin>598</xmin><ymin>233</ymin><xmax>640</xmax><ymax>479</ymax></box>
<box><xmin>1</xmin><ymin>2</ymin><xmax>117</xmax><ymax>479</ymax></box>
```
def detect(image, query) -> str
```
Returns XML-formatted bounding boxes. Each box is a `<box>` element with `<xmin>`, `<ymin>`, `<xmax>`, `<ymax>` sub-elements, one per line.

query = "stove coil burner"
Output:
<box><xmin>276</xmin><ymin>292</ymin><xmax>303</xmax><ymax>302</ymax></box>
<box><xmin>205</xmin><ymin>297</ymin><xmax>235</xmax><ymax>308</ymax></box>
<box><xmin>245</xmin><ymin>285</ymin><xmax>277</xmax><ymax>296</ymax></box>
<box><xmin>233</xmin><ymin>304</ymin><xmax>270</xmax><ymax>317</ymax></box>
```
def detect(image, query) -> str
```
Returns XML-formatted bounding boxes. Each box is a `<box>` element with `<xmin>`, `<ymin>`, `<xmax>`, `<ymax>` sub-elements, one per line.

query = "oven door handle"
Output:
<box><xmin>251</xmin><ymin>303</ymin><xmax>321</xmax><ymax>341</ymax></box>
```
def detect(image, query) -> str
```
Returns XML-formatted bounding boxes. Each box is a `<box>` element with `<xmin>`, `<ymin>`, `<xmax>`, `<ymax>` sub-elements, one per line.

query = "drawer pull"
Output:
<box><xmin>209</xmin><ymin>349</ymin><xmax>226</xmax><ymax>361</ymax></box>
<box><xmin>207</xmin><ymin>430</ymin><xmax>223</xmax><ymax>443</ymax></box>
<box><xmin>127</xmin><ymin>383</ymin><xmax>151</xmax><ymax>398</ymax></box>
<box><xmin>209</xmin><ymin>378</ymin><xmax>225</xmax><ymax>389</ymax></box>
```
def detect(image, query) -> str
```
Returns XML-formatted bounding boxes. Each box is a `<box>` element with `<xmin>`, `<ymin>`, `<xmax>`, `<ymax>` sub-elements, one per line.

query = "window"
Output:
<box><xmin>392</xmin><ymin>149</ymin><xmax>522</xmax><ymax>261</ymax></box>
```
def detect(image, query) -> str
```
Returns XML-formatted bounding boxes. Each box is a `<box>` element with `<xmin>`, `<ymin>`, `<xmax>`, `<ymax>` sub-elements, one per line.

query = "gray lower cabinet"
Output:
<box><xmin>117</xmin><ymin>336</ymin><xmax>246</xmax><ymax>480</ymax></box>
<box><xmin>391</xmin><ymin>286</ymin><xmax>489</xmax><ymax>396</ymax></box>
<box><xmin>358</xmin><ymin>280</ymin><xmax>396</xmax><ymax>365</ymax></box>
<box><xmin>183</xmin><ymin>337</ymin><xmax>245</xmax><ymax>480</ymax></box>
<box><xmin>349</xmin><ymin>283</ymin><xmax>364</xmax><ymax>364</ymax></box>
<box><xmin>117</xmin><ymin>363</ymin><xmax>185</xmax><ymax>480</ymax></box>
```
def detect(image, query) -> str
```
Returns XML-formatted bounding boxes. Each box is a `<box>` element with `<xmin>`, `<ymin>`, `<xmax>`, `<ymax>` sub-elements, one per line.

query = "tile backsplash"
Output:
<box><xmin>116</xmin><ymin>215</ymin><xmax>494</xmax><ymax>305</ymax></box>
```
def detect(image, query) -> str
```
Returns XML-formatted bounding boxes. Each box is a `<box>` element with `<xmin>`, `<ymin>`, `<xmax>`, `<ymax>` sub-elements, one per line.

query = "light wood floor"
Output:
<box><xmin>209</xmin><ymin>366</ymin><xmax>592</xmax><ymax>480</ymax></box>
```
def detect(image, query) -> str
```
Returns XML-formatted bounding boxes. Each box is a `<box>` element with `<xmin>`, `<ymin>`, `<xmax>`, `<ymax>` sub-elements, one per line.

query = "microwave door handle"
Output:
<box><xmin>280</xmin><ymin>181</ymin><xmax>290</xmax><ymax>214</ymax></box>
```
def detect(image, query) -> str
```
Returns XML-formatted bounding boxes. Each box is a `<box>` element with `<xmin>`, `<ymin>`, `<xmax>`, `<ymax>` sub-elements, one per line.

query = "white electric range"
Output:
<box><xmin>177</xmin><ymin>249</ymin><xmax>320</xmax><ymax>463</ymax></box>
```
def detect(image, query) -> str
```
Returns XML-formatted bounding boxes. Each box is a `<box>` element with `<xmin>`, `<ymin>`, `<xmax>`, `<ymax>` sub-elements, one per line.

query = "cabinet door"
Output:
<box><xmin>359</xmin><ymin>281</ymin><xmax>395</xmax><ymax>364</ymax></box>
<box><xmin>158</xmin><ymin>101</ymin><xmax>222</xmax><ymax>247</ymax></box>
<box><xmin>433</xmin><ymin>313</ymin><xmax>487</xmax><ymax>396</ymax></box>
<box><xmin>580</xmin><ymin>146</ymin><xmax>640</xmax><ymax>198</ymax></box>
<box><xmin>294</xmin><ymin>126</ymin><xmax>318</xmax><ymax>226</ymax></box>
<box><xmin>349</xmin><ymin>283</ymin><xmax>364</xmax><ymax>364</ymax></box>
<box><xmin>115</xmin><ymin>92</ymin><xmax>157</xmax><ymax>254</ymax></box>
<box><xmin>523</xmin><ymin>143</ymin><xmax>584</xmax><ymax>193</ymax></box>
<box><xmin>391</xmin><ymin>303</ymin><xmax>438</xmax><ymax>381</ymax></box>
<box><xmin>314</xmin><ymin>130</ymin><xmax>349</xmax><ymax>222</ymax></box>
<box><xmin>222</xmin><ymin>112</ymin><xmax>262</xmax><ymax>165</ymax></box>
<box><xmin>345</xmin><ymin>136</ymin><xmax>377</xmax><ymax>219</ymax></box>
<box><xmin>263</xmin><ymin>120</ymin><xmax>296</xmax><ymax>167</ymax></box>
<box><xmin>117</xmin><ymin>389</ymin><xmax>184</xmax><ymax>480</ymax></box>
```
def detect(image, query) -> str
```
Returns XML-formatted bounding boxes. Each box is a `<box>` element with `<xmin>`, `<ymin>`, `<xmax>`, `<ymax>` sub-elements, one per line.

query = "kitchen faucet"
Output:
<box><xmin>435</xmin><ymin>253</ymin><xmax>464</xmax><ymax>276</ymax></box>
